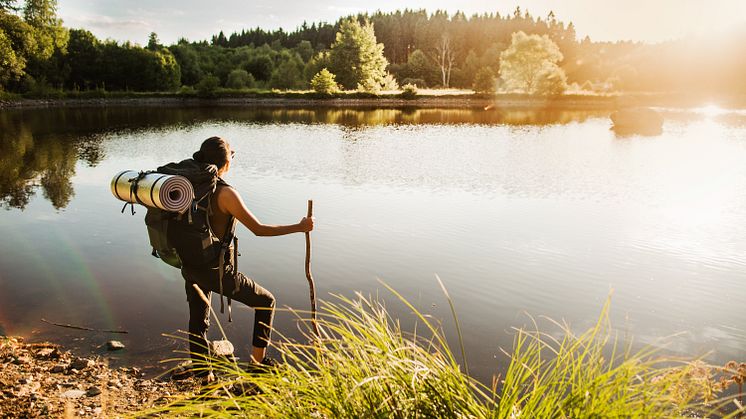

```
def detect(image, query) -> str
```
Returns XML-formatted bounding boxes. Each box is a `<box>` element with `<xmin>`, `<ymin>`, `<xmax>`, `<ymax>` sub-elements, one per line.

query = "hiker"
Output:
<box><xmin>182</xmin><ymin>136</ymin><xmax>314</xmax><ymax>370</ymax></box>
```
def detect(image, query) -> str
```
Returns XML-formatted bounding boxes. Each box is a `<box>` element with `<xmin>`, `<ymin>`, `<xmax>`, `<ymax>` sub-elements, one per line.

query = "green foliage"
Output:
<box><xmin>0</xmin><ymin>27</ymin><xmax>21</xmax><ymax>85</ymax></box>
<box><xmin>64</xmin><ymin>29</ymin><xmax>99</xmax><ymax>89</ymax></box>
<box><xmin>225</xmin><ymin>68</ymin><xmax>254</xmax><ymax>89</ymax></box>
<box><xmin>195</xmin><ymin>74</ymin><xmax>219</xmax><ymax>97</ymax></box>
<box><xmin>144</xmin><ymin>287</ymin><xmax>733</xmax><ymax>418</ymax></box>
<box><xmin>462</xmin><ymin>49</ymin><xmax>480</xmax><ymax>86</ymax></box>
<box><xmin>400</xmin><ymin>77</ymin><xmax>426</xmax><ymax>88</ymax></box>
<box><xmin>303</xmin><ymin>50</ymin><xmax>330</xmax><ymax>82</ymax></box>
<box><xmin>533</xmin><ymin>61</ymin><xmax>567</xmax><ymax>95</ymax></box>
<box><xmin>499</xmin><ymin>31</ymin><xmax>567</xmax><ymax>94</ymax></box>
<box><xmin>404</xmin><ymin>49</ymin><xmax>438</xmax><ymax>87</ymax></box>
<box><xmin>472</xmin><ymin>66</ymin><xmax>496</xmax><ymax>93</ymax></box>
<box><xmin>244</xmin><ymin>54</ymin><xmax>273</xmax><ymax>81</ymax></box>
<box><xmin>3</xmin><ymin>6</ymin><xmax>745</xmax><ymax>96</ymax></box>
<box><xmin>329</xmin><ymin>18</ymin><xmax>389</xmax><ymax>91</ymax></box>
<box><xmin>293</xmin><ymin>40</ymin><xmax>314</xmax><ymax>62</ymax></box>
<box><xmin>0</xmin><ymin>12</ymin><xmax>36</xmax><ymax>84</ymax></box>
<box><xmin>153</xmin><ymin>48</ymin><xmax>181</xmax><ymax>91</ymax></box>
<box><xmin>146</xmin><ymin>32</ymin><xmax>160</xmax><ymax>51</ymax></box>
<box><xmin>310</xmin><ymin>68</ymin><xmax>338</xmax><ymax>94</ymax></box>
<box><xmin>23</xmin><ymin>0</ymin><xmax>67</xmax><ymax>60</ymax></box>
<box><xmin>169</xmin><ymin>43</ymin><xmax>203</xmax><ymax>86</ymax></box>
<box><xmin>269</xmin><ymin>55</ymin><xmax>303</xmax><ymax>89</ymax></box>
<box><xmin>399</xmin><ymin>83</ymin><xmax>417</xmax><ymax>99</ymax></box>
<box><xmin>94</xmin><ymin>42</ymin><xmax>180</xmax><ymax>91</ymax></box>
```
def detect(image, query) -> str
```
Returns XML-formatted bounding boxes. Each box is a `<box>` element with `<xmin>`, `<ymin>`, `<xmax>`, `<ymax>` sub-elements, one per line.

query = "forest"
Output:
<box><xmin>2</xmin><ymin>0</ymin><xmax>746</xmax><ymax>97</ymax></box>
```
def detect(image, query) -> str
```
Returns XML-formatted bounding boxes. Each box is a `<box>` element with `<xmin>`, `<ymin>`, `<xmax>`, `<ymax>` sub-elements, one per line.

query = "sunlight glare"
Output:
<box><xmin>696</xmin><ymin>104</ymin><xmax>726</xmax><ymax>119</ymax></box>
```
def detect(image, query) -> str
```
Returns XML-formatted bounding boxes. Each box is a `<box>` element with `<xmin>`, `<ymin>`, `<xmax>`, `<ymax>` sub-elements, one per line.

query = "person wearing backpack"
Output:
<box><xmin>180</xmin><ymin>136</ymin><xmax>314</xmax><ymax>373</ymax></box>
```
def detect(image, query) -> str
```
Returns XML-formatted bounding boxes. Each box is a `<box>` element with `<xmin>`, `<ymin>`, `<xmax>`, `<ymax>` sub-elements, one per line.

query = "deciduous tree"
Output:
<box><xmin>431</xmin><ymin>33</ymin><xmax>456</xmax><ymax>87</ymax></box>
<box><xmin>23</xmin><ymin>0</ymin><xmax>67</xmax><ymax>60</ymax></box>
<box><xmin>0</xmin><ymin>12</ymin><xmax>35</xmax><ymax>86</ymax></box>
<box><xmin>226</xmin><ymin>68</ymin><xmax>254</xmax><ymax>89</ymax></box>
<box><xmin>473</xmin><ymin>67</ymin><xmax>496</xmax><ymax>93</ymax></box>
<box><xmin>499</xmin><ymin>31</ymin><xmax>565</xmax><ymax>94</ymax></box>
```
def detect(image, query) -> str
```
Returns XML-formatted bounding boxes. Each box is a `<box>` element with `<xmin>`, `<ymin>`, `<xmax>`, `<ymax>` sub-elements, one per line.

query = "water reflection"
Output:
<box><xmin>0</xmin><ymin>120</ymin><xmax>77</xmax><ymax>210</ymax></box>
<box><xmin>3</xmin><ymin>105</ymin><xmax>745</xmax><ymax>211</ymax></box>
<box><xmin>0</xmin><ymin>106</ymin><xmax>607</xmax><ymax>210</ymax></box>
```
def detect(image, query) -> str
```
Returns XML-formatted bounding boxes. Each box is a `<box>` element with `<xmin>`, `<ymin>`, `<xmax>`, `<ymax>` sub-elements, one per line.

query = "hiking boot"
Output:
<box><xmin>259</xmin><ymin>356</ymin><xmax>279</xmax><ymax>368</ymax></box>
<box><xmin>245</xmin><ymin>356</ymin><xmax>279</xmax><ymax>374</ymax></box>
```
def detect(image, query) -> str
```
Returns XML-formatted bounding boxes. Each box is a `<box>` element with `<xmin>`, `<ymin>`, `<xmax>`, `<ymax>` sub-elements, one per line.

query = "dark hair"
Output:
<box><xmin>193</xmin><ymin>136</ymin><xmax>230</xmax><ymax>168</ymax></box>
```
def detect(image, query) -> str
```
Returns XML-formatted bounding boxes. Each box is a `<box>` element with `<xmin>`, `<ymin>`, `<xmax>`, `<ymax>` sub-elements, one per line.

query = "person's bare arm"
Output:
<box><xmin>217</xmin><ymin>187</ymin><xmax>313</xmax><ymax>236</ymax></box>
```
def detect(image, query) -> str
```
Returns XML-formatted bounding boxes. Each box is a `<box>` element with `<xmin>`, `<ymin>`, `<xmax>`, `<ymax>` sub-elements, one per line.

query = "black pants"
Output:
<box><xmin>182</xmin><ymin>265</ymin><xmax>275</xmax><ymax>360</ymax></box>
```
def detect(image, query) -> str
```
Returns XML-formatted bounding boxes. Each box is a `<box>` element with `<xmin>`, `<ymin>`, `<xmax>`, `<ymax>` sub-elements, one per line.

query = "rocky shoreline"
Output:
<box><xmin>0</xmin><ymin>336</ymin><xmax>197</xmax><ymax>418</ymax></box>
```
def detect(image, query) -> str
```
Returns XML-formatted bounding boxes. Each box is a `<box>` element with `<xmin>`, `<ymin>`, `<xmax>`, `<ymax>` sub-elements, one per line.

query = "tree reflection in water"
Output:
<box><xmin>0</xmin><ymin>105</ymin><xmax>609</xmax><ymax>210</ymax></box>
<box><xmin>0</xmin><ymin>112</ymin><xmax>100</xmax><ymax>210</ymax></box>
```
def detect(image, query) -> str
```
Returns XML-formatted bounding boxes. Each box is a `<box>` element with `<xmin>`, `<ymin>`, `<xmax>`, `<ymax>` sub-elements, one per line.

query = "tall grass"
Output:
<box><xmin>145</xmin><ymin>282</ymin><xmax>744</xmax><ymax>418</ymax></box>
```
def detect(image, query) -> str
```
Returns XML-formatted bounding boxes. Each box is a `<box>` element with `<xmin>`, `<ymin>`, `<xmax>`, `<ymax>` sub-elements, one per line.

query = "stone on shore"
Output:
<box><xmin>60</xmin><ymin>389</ymin><xmax>86</xmax><ymax>399</ymax></box>
<box><xmin>208</xmin><ymin>340</ymin><xmax>234</xmax><ymax>357</ymax></box>
<box><xmin>106</xmin><ymin>340</ymin><xmax>125</xmax><ymax>351</ymax></box>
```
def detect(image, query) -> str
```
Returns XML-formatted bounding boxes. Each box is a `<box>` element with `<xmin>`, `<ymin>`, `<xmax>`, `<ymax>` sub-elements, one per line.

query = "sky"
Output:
<box><xmin>55</xmin><ymin>0</ymin><xmax>746</xmax><ymax>46</ymax></box>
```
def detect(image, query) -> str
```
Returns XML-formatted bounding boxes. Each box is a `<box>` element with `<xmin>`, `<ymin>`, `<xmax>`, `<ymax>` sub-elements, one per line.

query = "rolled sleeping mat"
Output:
<box><xmin>111</xmin><ymin>170</ymin><xmax>194</xmax><ymax>213</ymax></box>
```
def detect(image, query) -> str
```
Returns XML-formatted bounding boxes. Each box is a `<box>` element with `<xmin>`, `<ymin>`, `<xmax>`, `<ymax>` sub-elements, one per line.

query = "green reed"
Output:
<box><xmin>142</xmin><ymin>282</ymin><xmax>745</xmax><ymax>418</ymax></box>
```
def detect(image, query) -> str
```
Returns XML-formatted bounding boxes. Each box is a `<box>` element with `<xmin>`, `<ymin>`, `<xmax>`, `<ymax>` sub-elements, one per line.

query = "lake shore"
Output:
<box><xmin>0</xmin><ymin>336</ymin><xmax>196</xmax><ymax>418</ymax></box>
<box><xmin>0</xmin><ymin>91</ymin><xmax>735</xmax><ymax>110</ymax></box>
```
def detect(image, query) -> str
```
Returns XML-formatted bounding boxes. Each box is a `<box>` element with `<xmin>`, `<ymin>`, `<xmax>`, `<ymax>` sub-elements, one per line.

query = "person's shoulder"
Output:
<box><xmin>215</xmin><ymin>184</ymin><xmax>237</xmax><ymax>197</ymax></box>
<box><xmin>215</xmin><ymin>184</ymin><xmax>241</xmax><ymax>203</ymax></box>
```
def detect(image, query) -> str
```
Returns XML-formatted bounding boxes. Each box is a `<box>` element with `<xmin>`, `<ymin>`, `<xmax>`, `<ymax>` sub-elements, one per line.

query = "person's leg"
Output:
<box><xmin>222</xmin><ymin>271</ymin><xmax>276</xmax><ymax>363</ymax></box>
<box><xmin>183</xmin><ymin>273</ymin><xmax>211</xmax><ymax>362</ymax></box>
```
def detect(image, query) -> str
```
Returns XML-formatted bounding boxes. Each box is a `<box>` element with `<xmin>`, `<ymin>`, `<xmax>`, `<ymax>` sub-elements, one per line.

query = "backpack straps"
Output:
<box><xmin>210</xmin><ymin>184</ymin><xmax>239</xmax><ymax>322</ymax></box>
<box><xmin>121</xmin><ymin>171</ymin><xmax>151</xmax><ymax>215</ymax></box>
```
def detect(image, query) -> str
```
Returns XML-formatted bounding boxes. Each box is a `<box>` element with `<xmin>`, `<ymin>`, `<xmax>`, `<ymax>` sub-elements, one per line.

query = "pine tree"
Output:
<box><xmin>310</xmin><ymin>68</ymin><xmax>339</xmax><ymax>94</ymax></box>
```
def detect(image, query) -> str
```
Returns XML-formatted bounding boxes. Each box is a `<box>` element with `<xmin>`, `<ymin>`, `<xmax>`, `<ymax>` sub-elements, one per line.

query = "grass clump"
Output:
<box><xmin>147</xmin><ymin>283</ymin><xmax>745</xmax><ymax>418</ymax></box>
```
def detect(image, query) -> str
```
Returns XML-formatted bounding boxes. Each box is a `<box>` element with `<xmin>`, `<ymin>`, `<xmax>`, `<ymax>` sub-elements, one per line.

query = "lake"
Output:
<box><xmin>1</xmin><ymin>105</ymin><xmax>744</xmax><ymax>383</ymax></box>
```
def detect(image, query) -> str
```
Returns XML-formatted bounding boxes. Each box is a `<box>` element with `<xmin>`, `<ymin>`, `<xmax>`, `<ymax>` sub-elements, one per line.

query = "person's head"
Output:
<box><xmin>193</xmin><ymin>136</ymin><xmax>234</xmax><ymax>176</ymax></box>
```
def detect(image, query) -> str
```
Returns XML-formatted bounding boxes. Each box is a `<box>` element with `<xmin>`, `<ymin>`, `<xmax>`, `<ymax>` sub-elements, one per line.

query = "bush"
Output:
<box><xmin>473</xmin><ymin>67</ymin><xmax>497</xmax><ymax>94</ymax></box>
<box><xmin>178</xmin><ymin>85</ymin><xmax>196</xmax><ymax>95</ymax></box>
<box><xmin>399</xmin><ymin>83</ymin><xmax>418</xmax><ymax>100</ymax></box>
<box><xmin>534</xmin><ymin>62</ymin><xmax>567</xmax><ymax>95</ymax></box>
<box><xmin>195</xmin><ymin>74</ymin><xmax>220</xmax><ymax>97</ymax></box>
<box><xmin>400</xmin><ymin>77</ymin><xmax>426</xmax><ymax>88</ymax></box>
<box><xmin>226</xmin><ymin>69</ymin><xmax>255</xmax><ymax>89</ymax></box>
<box><xmin>269</xmin><ymin>60</ymin><xmax>303</xmax><ymax>90</ymax></box>
<box><xmin>310</xmin><ymin>68</ymin><xmax>339</xmax><ymax>95</ymax></box>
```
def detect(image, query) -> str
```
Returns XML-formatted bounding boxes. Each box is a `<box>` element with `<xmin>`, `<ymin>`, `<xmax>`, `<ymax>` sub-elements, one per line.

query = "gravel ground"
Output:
<box><xmin>0</xmin><ymin>336</ymin><xmax>199</xmax><ymax>418</ymax></box>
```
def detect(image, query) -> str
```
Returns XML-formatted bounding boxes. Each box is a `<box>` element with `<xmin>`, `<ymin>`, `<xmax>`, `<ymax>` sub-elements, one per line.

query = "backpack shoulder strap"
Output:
<box><xmin>210</xmin><ymin>181</ymin><xmax>240</xmax><ymax>322</ymax></box>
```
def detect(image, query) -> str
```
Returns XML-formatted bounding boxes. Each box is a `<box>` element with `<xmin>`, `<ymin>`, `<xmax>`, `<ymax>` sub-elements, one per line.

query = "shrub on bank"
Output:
<box><xmin>399</xmin><ymin>83</ymin><xmax>418</xmax><ymax>100</ymax></box>
<box><xmin>310</xmin><ymin>68</ymin><xmax>340</xmax><ymax>95</ymax></box>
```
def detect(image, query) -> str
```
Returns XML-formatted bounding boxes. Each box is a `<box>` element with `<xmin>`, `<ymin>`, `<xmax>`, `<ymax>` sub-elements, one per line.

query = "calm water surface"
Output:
<box><xmin>1</xmin><ymin>106</ymin><xmax>745</xmax><ymax>382</ymax></box>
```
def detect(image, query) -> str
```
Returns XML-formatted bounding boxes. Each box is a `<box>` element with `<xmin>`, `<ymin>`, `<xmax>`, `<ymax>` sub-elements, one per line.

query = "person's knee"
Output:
<box><xmin>262</xmin><ymin>291</ymin><xmax>276</xmax><ymax>309</ymax></box>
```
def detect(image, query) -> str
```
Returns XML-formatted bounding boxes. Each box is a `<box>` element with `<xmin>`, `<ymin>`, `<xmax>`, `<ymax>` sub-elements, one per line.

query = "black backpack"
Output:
<box><xmin>142</xmin><ymin>159</ymin><xmax>239</xmax><ymax>318</ymax></box>
<box><xmin>144</xmin><ymin>159</ymin><xmax>235</xmax><ymax>268</ymax></box>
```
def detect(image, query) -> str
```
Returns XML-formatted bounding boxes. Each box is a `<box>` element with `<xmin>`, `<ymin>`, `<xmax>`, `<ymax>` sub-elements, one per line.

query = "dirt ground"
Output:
<box><xmin>0</xmin><ymin>336</ymin><xmax>199</xmax><ymax>418</ymax></box>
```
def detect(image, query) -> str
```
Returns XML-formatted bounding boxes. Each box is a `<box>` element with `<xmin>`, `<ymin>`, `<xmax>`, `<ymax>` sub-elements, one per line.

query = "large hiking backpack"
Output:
<box><xmin>143</xmin><ymin>159</ymin><xmax>236</xmax><ymax>271</ymax></box>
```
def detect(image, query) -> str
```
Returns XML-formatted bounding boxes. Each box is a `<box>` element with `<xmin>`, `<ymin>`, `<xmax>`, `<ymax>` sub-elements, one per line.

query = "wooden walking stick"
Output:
<box><xmin>305</xmin><ymin>200</ymin><xmax>321</xmax><ymax>338</ymax></box>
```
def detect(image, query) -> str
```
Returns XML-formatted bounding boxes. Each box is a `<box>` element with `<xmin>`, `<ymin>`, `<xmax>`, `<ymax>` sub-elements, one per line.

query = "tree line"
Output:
<box><xmin>2</xmin><ymin>1</ymin><xmax>745</xmax><ymax>96</ymax></box>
